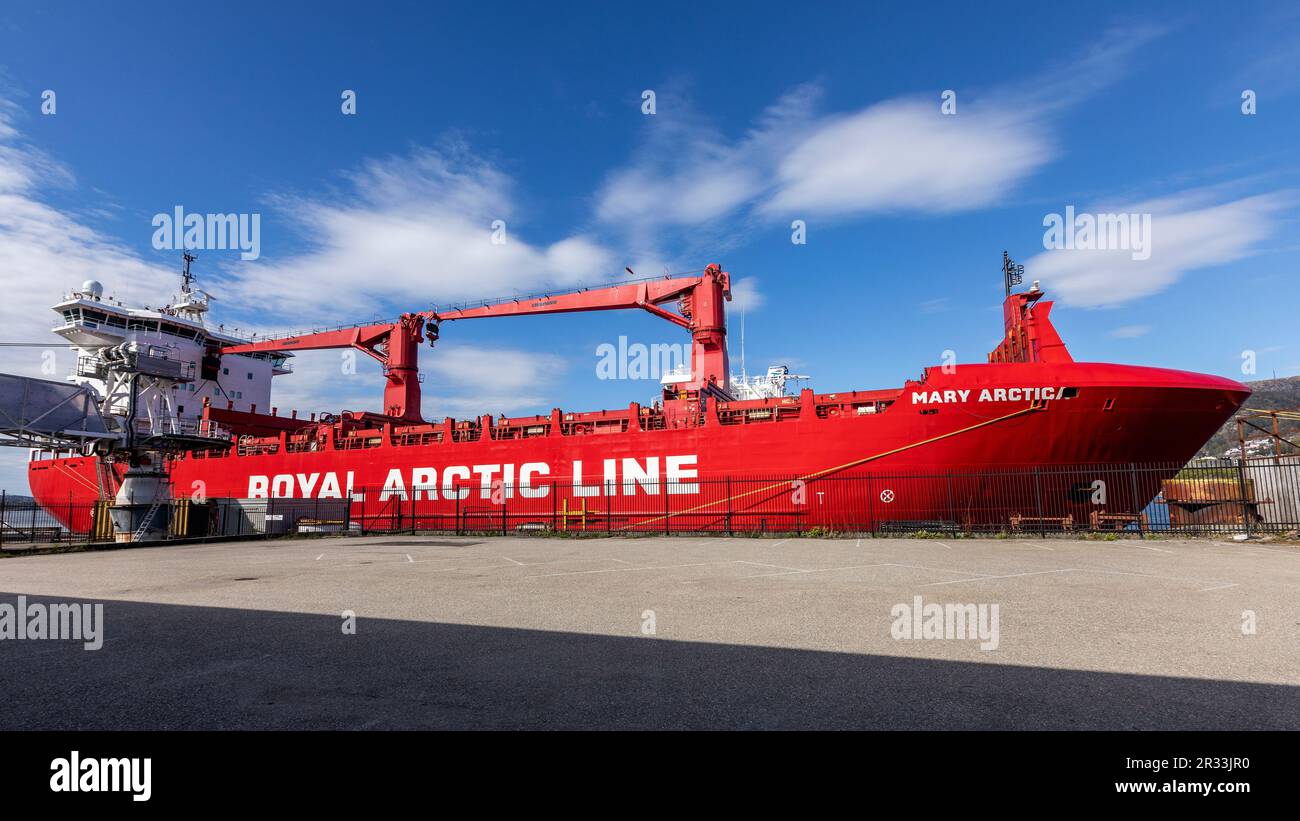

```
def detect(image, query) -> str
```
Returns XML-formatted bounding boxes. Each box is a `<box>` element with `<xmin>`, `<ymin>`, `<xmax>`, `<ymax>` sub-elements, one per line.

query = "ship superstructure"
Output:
<box><xmin>53</xmin><ymin>254</ymin><xmax>291</xmax><ymax>443</ymax></box>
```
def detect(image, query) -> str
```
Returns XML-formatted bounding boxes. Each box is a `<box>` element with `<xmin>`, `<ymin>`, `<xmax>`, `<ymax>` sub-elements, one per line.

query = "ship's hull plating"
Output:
<box><xmin>27</xmin><ymin>362</ymin><xmax>1250</xmax><ymax>533</ymax></box>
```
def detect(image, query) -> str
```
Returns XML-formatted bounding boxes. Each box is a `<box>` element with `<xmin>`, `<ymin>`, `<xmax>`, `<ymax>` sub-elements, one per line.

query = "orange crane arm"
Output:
<box><xmin>222</xmin><ymin>314</ymin><xmax>429</xmax><ymax>422</ymax></box>
<box><xmin>431</xmin><ymin>264</ymin><xmax>733</xmax><ymax>398</ymax></box>
<box><xmin>217</xmin><ymin>264</ymin><xmax>734</xmax><ymax>422</ymax></box>
<box><xmin>432</xmin><ymin>279</ymin><xmax>700</xmax><ymax>327</ymax></box>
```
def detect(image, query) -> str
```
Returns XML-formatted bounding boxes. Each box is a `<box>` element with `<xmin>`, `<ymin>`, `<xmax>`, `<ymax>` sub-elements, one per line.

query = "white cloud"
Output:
<box><xmin>763</xmin><ymin>100</ymin><xmax>1050</xmax><ymax>217</ymax></box>
<box><xmin>221</xmin><ymin>146</ymin><xmax>616</xmax><ymax>325</ymax></box>
<box><xmin>1029</xmin><ymin>190</ymin><xmax>1288</xmax><ymax>308</ymax></box>
<box><xmin>728</xmin><ymin>276</ymin><xmax>764</xmax><ymax>313</ymax></box>
<box><xmin>593</xmin><ymin>28</ymin><xmax>1168</xmax><ymax>253</ymax></box>
<box><xmin>595</xmin><ymin>88</ymin><xmax>1054</xmax><ymax>240</ymax></box>
<box><xmin>420</xmin><ymin>345</ymin><xmax>566</xmax><ymax>419</ymax></box>
<box><xmin>1108</xmin><ymin>324</ymin><xmax>1152</xmax><ymax>339</ymax></box>
<box><xmin>257</xmin><ymin>351</ymin><xmax>384</xmax><ymax>418</ymax></box>
<box><xmin>595</xmin><ymin>85</ymin><xmax>819</xmax><ymax>234</ymax></box>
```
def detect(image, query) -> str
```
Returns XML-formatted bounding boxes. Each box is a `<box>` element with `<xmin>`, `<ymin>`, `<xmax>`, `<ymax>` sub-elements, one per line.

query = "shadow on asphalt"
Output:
<box><xmin>2</xmin><ymin>592</ymin><xmax>1296</xmax><ymax>730</ymax></box>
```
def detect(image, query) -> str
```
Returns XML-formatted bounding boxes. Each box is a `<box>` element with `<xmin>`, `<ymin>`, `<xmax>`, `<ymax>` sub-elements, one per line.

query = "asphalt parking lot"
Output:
<box><xmin>1</xmin><ymin>534</ymin><xmax>1297</xmax><ymax>729</ymax></box>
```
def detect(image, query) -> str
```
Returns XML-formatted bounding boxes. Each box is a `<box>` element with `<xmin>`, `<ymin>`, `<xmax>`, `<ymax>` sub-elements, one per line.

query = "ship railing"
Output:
<box><xmin>130</xmin><ymin>417</ymin><xmax>232</xmax><ymax>441</ymax></box>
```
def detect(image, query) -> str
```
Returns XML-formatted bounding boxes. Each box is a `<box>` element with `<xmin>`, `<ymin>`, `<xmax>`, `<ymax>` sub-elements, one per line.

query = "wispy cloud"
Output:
<box><xmin>1109</xmin><ymin>324</ymin><xmax>1152</xmax><ymax>339</ymax></box>
<box><xmin>594</xmin><ymin>27</ymin><xmax>1162</xmax><ymax>255</ymax></box>
<box><xmin>729</xmin><ymin>276</ymin><xmax>764</xmax><ymax>313</ymax></box>
<box><xmin>222</xmin><ymin>143</ymin><xmax>616</xmax><ymax>325</ymax></box>
<box><xmin>422</xmin><ymin>344</ymin><xmax>566</xmax><ymax>419</ymax></box>
<box><xmin>761</xmin><ymin>99</ymin><xmax>1050</xmax><ymax>218</ymax></box>
<box><xmin>1028</xmin><ymin>188</ymin><xmax>1290</xmax><ymax>308</ymax></box>
<box><xmin>596</xmin><ymin>84</ymin><xmax>819</xmax><ymax>234</ymax></box>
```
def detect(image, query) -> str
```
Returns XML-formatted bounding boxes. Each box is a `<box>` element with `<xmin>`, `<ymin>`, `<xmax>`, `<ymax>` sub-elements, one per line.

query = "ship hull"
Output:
<box><xmin>27</xmin><ymin>362</ymin><xmax>1250</xmax><ymax>534</ymax></box>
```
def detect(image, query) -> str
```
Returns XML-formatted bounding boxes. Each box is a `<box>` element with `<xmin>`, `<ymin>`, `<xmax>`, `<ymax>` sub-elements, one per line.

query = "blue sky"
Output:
<box><xmin>1</xmin><ymin>1</ymin><xmax>1299</xmax><ymax>491</ymax></box>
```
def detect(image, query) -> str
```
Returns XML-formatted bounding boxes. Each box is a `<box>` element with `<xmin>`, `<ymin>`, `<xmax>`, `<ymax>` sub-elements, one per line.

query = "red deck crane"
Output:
<box><xmin>220</xmin><ymin>264</ymin><xmax>732</xmax><ymax>422</ymax></box>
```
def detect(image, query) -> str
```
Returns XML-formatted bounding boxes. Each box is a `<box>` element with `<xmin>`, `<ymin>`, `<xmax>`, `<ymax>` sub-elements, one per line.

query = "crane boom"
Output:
<box><xmin>219</xmin><ymin>264</ymin><xmax>733</xmax><ymax>422</ymax></box>
<box><xmin>433</xmin><ymin>264</ymin><xmax>732</xmax><ymax>398</ymax></box>
<box><xmin>222</xmin><ymin>314</ymin><xmax>430</xmax><ymax>421</ymax></box>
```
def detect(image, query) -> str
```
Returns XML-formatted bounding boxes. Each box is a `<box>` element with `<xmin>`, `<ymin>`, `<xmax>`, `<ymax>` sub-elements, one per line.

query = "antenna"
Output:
<box><xmin>1002</xmin><ymin>250</ymin><xmax>1024</xmax><ymax>297</ymax></box>
<box><xmin>181</xmin><ymin>252</ymin><xmax>197</xmax><ymax>294</ymax></box>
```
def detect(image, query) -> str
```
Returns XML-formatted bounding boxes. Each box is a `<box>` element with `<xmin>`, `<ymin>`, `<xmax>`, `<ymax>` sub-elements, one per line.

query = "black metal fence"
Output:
<box><xmin>347</xmin><ymin>458</ymin><xmax>1300</xmax><ymax>538</ymax></box>
<box><xmin>0</xmin><ymin>493</ymin><xmax>83</xmax><ymax>545</ymax></box>
<box><xmin>0</xmin><ymin>492</ymin><xmax>351</xmax><ymax>547</ymax></box>
<box><xmin>3</xmin><ymin>459</ymin><xmax>1298</xmax><ymax>546</ymax></box>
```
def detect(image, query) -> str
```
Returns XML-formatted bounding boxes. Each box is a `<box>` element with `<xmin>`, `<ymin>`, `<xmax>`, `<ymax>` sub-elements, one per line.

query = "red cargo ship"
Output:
<box><xmin>27</xmin><ymin>259</ymin><xmax>1249</xmax><ymax>533</ymax></box>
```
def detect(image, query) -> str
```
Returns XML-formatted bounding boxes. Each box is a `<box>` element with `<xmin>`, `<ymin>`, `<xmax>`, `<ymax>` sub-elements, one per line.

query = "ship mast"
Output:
<box><xmin>1002</xmin><ymin>250</ymin><xmax>1024</xmax><ymax>297</ymax></box>
<box><xmin>181</xmin><ymin>251</ymin><xmax>196</xmax><ymax>294</ymax></box>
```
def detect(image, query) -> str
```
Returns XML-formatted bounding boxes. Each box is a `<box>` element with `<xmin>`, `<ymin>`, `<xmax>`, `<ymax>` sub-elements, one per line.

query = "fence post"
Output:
<box><xmin>1033</xmin><ymin>468</ymin><xmax>1044</xmax><ymax>538</ymax></box>
<box><xmin>455</xmin><ymin>493</ymin><xmax>461</xmax><ymax>537</ymax></box>
<box><xmin>501</xmin><ymin>495</ymin><xmax>507</xmax><ymax>536</ymax></box>
<box><xmin>0</xmin><ymin>489</ymin><xmax>6</xmax><ymax>548</ymax></box>
<box><xmin>726</xmin><ymin>476</ymin><xmax>733</xmax><ymax>536</ymax></box>
<box><xmin>1129</xmin><ymin>462</ymin><xmax>1145</xmax><ymax>538</ymax></box>
<box><xmin>867</xmin><ymin>473</ymin><xmax>874</xmax><ymax>538</ymax></box>
<box><xmin>1236</xmin><ymin>456</ymin><xmax>1252</xmax><ymax>538</ymax></box>
<box><xmin>946</xmin><ymin>472</ymin><xmax>955</xmax><ymax>531</ymax></box>
<box><xmin>664</xmin><ymin>481</ymin><xmax>670</xmax><ymax>536</ymax></box>
<box><xmin>551</xmin><ymin>480</ymin><xmax>558</xmax><ymax>531</ymax></box>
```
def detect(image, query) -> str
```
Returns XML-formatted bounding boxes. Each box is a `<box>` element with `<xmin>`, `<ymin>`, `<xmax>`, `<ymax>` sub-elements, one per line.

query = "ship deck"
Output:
<box><xmin>1</xmin><ymin>534</ymin><xmax>1296</xmax><ymax>730</ymax></box>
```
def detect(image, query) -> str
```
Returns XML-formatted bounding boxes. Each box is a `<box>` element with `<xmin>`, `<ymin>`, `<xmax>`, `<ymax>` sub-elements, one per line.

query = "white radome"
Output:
<box><xmin>81</xmin><ymin>279</ymin><xmax>104</xmax><ymax>299</ymax></box>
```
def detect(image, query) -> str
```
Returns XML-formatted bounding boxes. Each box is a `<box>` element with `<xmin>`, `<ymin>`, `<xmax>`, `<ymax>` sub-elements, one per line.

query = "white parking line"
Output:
<box><xmin>526</xmin><ymin>560</ymin><xmax>736</xmax><ymax>579</ymax></box>
<box><xmin>888</xmin><ymin>563</ymin><xmax>998</xmax><ymax>578</ymax></box>
<box><xmin>744</xmin><ymin>563</ymin><xmax>892</xmax><ymax>578</ymax></box>
<box><xmin>1197</xmin><ymin>582</ymin><xmax>1239</xmax><ymax>592</ymax></box>
<box><xmin>924</xmin><ymin>568</ymin><xmax>1078</xmax><ymax>586</ymax></box>
<box><xmin>1130</xmin><ymin>543</ymin><xmax>1173</xmax><ymax>554</ymax></box>
<box><xmin>1079</xmin><ymin>567</ymin><xmax>1231</xmax><ymax>587</ymax></box>
<box><xmin>737</xmin><ymin>560</ymin><xmax>809</xmax><ymax>573</ymax></box>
